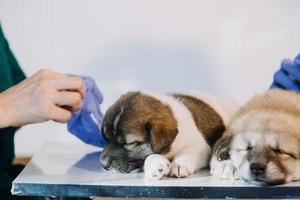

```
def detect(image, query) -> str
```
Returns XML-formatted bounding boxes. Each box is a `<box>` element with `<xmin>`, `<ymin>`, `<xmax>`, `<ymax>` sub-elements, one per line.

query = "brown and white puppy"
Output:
<box><xmin>210</xmin><ymin>89</ymin><xmax>300</xmax><ymax>185</ymax></box>
<box><xmin>99</xmin><ymin>91</ymin><xmax>238</xmax><ymax>180</ymax></box>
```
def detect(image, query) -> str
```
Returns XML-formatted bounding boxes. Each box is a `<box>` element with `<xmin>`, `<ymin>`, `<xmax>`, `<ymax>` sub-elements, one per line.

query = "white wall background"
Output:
<box><xmin>0</xmin><ymin>0</ymin><xmax>299</xmax><ymax>156</ymax></box>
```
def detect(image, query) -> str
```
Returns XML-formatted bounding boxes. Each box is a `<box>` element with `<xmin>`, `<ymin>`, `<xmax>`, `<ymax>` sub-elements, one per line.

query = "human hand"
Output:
<box><xmin>271</xmin><ymin>54</ymin><xmax>300</xmax><ymax>91</ymax></box>
<box><xmin>0</xmin><ymin>69</ymin><xmax>84</xmax><ymax>127</ymax></box>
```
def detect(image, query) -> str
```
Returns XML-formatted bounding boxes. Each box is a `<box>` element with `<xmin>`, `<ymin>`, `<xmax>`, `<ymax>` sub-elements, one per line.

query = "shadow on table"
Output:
<box><xmin>68</xmin><ymin>151</ymin><xmax>104</xmax><ymax>173</ymax></box>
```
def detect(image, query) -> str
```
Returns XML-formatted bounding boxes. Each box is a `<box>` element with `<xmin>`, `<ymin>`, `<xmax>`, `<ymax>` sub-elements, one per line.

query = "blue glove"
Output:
<box><xmin>67</xmin><ymin>76</ymin><xmax>105</xmax><ymax>147</ymax></box>
<box><xmin>271</xmin><ymin>54</ymin><xmax>300</xmax><ymax>92</ymax></box>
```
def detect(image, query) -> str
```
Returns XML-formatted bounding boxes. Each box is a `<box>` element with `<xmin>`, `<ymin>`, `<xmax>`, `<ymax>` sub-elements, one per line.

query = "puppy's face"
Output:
<box><xmin>230</xmin><ymin>131</ymin><xmax>300</xmax><ymax>185</ymax></box>
<box><xmin>100</xmin><ymin>92</ymin><xmax>177</xmax><ymax>173</ymax></box>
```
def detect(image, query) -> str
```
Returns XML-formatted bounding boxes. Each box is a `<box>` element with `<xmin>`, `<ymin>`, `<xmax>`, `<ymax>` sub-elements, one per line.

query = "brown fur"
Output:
<box><xmin>173</xmin><ymin>94</ymin><xmax>225</xmax><ymax>147</ymax></box>
<box><xmin>102</xmin><ymin>92</ymin><xmax>178</xmax><ymax>154</ymax></box>
<box><xmin>230</xmin><ymin>90</ymin><xmax>300</xmax><ymax>138</ymax></box>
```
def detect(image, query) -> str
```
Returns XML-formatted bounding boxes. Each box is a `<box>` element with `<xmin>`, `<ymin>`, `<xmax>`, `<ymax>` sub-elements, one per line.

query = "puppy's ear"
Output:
<box><xmin>145</xmin><ymin>120</ymin><xmax>178</xmax><ymax>154</ymax></box>
<box><xmin>212</xmin><ymin>133</ymin><xmax>233</xmax><ymax>161</ymax></box>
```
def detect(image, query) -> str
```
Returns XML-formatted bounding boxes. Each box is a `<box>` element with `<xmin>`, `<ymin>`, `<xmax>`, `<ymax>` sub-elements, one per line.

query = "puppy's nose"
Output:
<box><xmin>100</xmin><ymin>154</ymin><xmax>112</xmax><ymax>170</ymax></box>
<box><xmin>250</xmin><ymin>162</ymin><xmax>266</xmax><ymax>176</ymax></box>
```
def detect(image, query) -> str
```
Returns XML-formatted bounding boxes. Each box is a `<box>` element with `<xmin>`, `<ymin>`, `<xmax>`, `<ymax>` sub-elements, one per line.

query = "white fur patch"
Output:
<box><xmin>144</xmin><ymin>154</ymin><xmax>171</xmax><ymax>180</ymax></box>
<box><xmin>210</xmin><ymin>156</ymin><xmax>240</xmax><ymax>180</ymax></box>
<box><xmin>113</xmin><ymin>106</ymin><xmax>124</xmax><ymax>134</ymax></box>
<box><xmin>144</xmin><ymin>92</ymin><xmax>212</xmax><ymax>175</ymax></box>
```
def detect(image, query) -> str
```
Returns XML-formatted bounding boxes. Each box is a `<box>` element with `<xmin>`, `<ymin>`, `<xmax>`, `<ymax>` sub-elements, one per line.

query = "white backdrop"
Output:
<box><xmin>0</xmin><ymin>0</ymin><xmax>299</xmax><ymax>156</ymax></box>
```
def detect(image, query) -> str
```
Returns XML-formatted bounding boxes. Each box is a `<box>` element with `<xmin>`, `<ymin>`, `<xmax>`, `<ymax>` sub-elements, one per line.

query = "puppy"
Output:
<box><xmin>210</xmin><ymin>89</ymin><xmax>300</xmax><ymax>185</ymax></box>
<box><xmin>100</xmin><ymin>91</ymin><xmax>238</xmax><ymax>180</ymax></box>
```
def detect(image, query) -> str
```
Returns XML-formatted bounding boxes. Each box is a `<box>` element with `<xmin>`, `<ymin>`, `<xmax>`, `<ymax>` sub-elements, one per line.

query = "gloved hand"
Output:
<box><xmin>271</xmin><ymin>54</ymin><xmax>300</xmax><ymax>91</ymax></box>
<box><xmin>67</xmin><ymin>76</ymin><xmax>105</xmax><ymax>147</ymax></box>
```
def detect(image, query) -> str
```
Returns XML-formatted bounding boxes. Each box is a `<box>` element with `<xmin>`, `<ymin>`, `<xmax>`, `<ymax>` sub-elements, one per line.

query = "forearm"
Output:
<box><xmin>0</xmin><ymin>103</ymin><xmax>6</xmax><ymax>128</ymax></box>
<box><xmin>0</xmin><ymin>92</ymin><xmax>16</xmax><ymax>128</ymax></box>
<box><xmin>0</xmin><ymin>108</ymin><xmax>11</xmax><ymax>128</ymax></box>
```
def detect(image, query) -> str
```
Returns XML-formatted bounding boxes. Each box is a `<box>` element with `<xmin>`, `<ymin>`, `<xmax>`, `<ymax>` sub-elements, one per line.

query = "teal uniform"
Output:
<box><xmin>0</xmin><ymin>24</ymin><xmax>42</xmax><ymax>200</ymax></box>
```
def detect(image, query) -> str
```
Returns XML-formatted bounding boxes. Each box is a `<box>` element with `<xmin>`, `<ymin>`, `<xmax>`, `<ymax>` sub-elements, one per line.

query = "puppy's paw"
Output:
<box><xmin>210</xmin><ymin>160</ymin><xmax>240</xmax><ymax>180</ymax></box>
<box><xmin>144</xmin><ymin>154</ymin><xmax>171</xmax><ymax>180</ymax></box>
<box><xmin>169</xmin><ymin>162</ymin><xmax>193</xmax><ymax>178</ymax></box>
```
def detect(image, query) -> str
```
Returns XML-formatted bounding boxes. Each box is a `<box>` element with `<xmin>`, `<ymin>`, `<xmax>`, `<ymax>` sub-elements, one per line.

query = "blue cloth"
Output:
<box><xmin>271</xmin><ymin>54</ymin><xmax>300</xmax><ymax>92</ymax></box>
<box><xmin>67</xmin><ymin>76</ymin><xmax>105</xmax><ymax>147</ymax></box>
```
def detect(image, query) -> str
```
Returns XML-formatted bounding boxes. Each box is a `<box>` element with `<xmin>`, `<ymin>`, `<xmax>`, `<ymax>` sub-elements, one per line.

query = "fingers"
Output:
<box><xmin>34</xmin><ymin>70</ymin><xmax>85</xmax><ymax>123</ymax></box>
<box><xmin>53</xmin><ymin>77</ymin><xmax>85</xmax><ymax>98</ymax></box>
<box><xmin>272</xmin><ymin>56</ymin><xmax>300</xmax><ymax>91</ymax></box>
<box><xmin>273</xmin><ymin>70</ymin><xmax>300</xmax><ymax>91</ymax></box>
<box><xmin>281</xmin><ymin>59</ymin><xmax>300</xmax><ymax>81</ymax></box>
<box><xmin>49</xmin><ymin>106</ymin><xmax>72</xmax><ymax>123</ymax></box>
<box><xmin>32</xmin><ymin>69</ymin><xmax>85</xmax><ymax>98</ymax></box>
<box><xmin>53</xmin><ymin>91</ymin><xmax>83</xmax><ymax>112</ymax></box>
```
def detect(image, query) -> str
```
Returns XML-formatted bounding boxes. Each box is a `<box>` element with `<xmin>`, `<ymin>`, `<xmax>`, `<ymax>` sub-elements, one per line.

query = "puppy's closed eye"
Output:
<box><xmin>272</xmin><ymin>147</ymin><xmax>296</xmax><ymax>159</ymax></box>
<box><xmin>123</xmin><ymin>134</ymin><xmax>145</xmax><ymax>151</ymax></box>
<box><xmin>273</xmin><ymin>147</ymin><xmax>284</xmax><ymax>154</ymax></box>
<box><xmin>236</xmin><ymin>145</ymin><xmax>252</xmax><ymax>152</ymax></box>
<box><xmin>123</xmin><ymin>142</ymin><xmax>142</xmax><ymax>150</ymax></box>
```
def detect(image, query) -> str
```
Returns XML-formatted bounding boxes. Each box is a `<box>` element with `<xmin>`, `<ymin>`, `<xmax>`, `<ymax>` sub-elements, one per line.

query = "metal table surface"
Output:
<box><xmin>12</xmin><ymin>142</ymin><xmax>300</xmax><ymax>199</ymax></box>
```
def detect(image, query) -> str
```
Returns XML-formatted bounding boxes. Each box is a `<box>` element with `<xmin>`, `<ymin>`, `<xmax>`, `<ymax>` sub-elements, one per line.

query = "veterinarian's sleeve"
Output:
<box><xmin>67</xmin><ymin>76</ymin><xmax>106</xmax><ymax>147</ymax></box>
<box><xmin>270</xmin><ymin>53</ymin><xmax>300</xmax><ymax>92</ymax></box>
<box><xmin>0</xmin><ymin>25</ymin><xmax>26</xmax><ymax>92</ymax></box>
<box><xmin>0</xmin><ymin>24</ymin><xmax>26</xmax><ymax>164</ymax></box>
<box><xmin>2</xmin><ymin>32</ymin><xmax>26</xmax><ymax>84</ymax></box>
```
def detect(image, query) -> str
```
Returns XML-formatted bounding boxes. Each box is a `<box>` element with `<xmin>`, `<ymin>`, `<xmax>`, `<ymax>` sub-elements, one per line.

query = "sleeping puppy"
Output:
<box><xmin>100</xmin><ymin>91</ymin><xmax>238</xmax><ymax>180</ymax></box>
<box><xmin>210</xmin><ymin>89</ymin><xmax>300</xmax><ymax>185</ymax></box>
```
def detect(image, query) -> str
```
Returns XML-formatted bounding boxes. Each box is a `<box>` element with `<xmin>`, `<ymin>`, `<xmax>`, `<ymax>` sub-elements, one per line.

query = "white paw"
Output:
<box><xmin>210</xmin><ymin>160</ymin><xmax>240</xmax><ymax>180</ymax></box>
<box><xmin>144</xmin><ymin>154</ymin><xmax>171</xmax><ymax>180</ymax></box>
<box><xmin>169</xmin><ymin>162</ymin><xmax>193</xmax><ymax>178</ymax></box>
